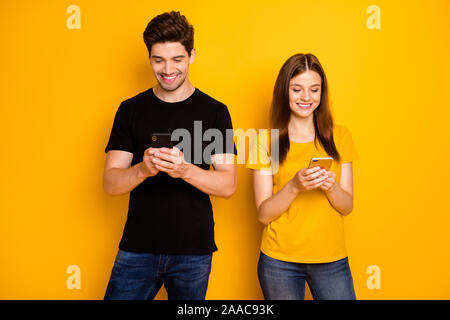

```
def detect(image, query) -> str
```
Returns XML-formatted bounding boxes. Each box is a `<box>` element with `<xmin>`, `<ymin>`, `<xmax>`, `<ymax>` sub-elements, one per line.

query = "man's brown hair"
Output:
<box><xmin>143</xmin><ymin>11</ymin><xmax>194</xmax><ymax>56</ymax></box>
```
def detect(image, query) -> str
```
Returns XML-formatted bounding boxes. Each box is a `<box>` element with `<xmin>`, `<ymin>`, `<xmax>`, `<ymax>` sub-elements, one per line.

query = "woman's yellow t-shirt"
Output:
<box><xmin>246</xmin><ymin>125</ymin><xmax>359</xmax><ymax>263</ymax></box>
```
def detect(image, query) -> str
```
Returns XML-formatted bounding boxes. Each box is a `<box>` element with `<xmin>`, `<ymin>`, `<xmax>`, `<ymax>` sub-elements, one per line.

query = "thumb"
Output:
<box><xmin>172</xmin><ymin>146</ymin><xmax>183</xmax><ymax>157</ymax></box>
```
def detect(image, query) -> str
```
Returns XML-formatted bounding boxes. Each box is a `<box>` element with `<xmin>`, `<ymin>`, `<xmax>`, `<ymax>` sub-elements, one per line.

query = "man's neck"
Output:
<box><xmin>152</xmin><ymin>82</ymin><xmax>195</xmax><ymax>103</ymax></box>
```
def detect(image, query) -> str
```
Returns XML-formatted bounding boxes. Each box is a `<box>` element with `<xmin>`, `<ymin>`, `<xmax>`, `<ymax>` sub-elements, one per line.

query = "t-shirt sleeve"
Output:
<box><xmin>246</xmin><ymin>129</ymin><xmax>272</xmax><ymax>171</ymax></box>
<box><xmin>104</xmin><ymin>102</ymin><xmax>135</xmax><ymax>154</ymax></box>
<box><xmin>211</xmin><ymin>105</ymin><xmax>237</xmax><ymax>155</ymax></box>
<box><xmin>338</xmin><ymin>126</ymin><xmax>359</xmax><ymax>164</ymax></box>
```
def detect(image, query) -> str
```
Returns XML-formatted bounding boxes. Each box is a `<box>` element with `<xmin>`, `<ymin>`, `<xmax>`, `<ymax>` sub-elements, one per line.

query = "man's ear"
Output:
<box><xmin>189</xmin><ymin>48</ymin><xmax>196</xmax><ymax>64</ymax></box>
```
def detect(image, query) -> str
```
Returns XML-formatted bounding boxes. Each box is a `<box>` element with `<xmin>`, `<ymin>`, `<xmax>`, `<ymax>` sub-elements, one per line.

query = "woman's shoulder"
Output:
<box><xmin>333</xmin><ymin>124</ymin><xmax>359</xmax><ymax>162</ymax></box>
<box><xmin>333</xmin><ymin>124</ymin><xmax>352</xmax><ymax>139</ymax></box>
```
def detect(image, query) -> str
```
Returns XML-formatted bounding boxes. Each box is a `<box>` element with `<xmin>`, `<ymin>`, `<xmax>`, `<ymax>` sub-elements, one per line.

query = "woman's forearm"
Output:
<box><xmin>257</xmin><ymin>178</ymin><xmax>353</xmax><ymax>224</ymax></box>
<box><xmin>257</xmin><ymin>179</ymin><xmax>299</xmax><ymax>225</ymax></box>
<box><xmin>325</xmin><ymin>183</ymin><xmax>353</xmax><ymax>216</ymax></box>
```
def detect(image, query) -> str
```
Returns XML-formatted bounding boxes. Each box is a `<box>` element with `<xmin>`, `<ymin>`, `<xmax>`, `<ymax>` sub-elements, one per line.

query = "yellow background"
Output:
<box><xmin>1</xmin><ymin>0</ymin><xmax>449</xmax><ymax>299</ymax></box>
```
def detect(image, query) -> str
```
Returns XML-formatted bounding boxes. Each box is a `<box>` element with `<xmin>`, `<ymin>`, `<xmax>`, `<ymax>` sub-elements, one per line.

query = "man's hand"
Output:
<box><xmin>152</xmin><ymin>147</ymin><xmax>190</xmax><ymax>179</ymax></box>
<box><xmin>138</xmin><ymin>147</ymin><xmax>160</xmax><ymax>178</ymax></box>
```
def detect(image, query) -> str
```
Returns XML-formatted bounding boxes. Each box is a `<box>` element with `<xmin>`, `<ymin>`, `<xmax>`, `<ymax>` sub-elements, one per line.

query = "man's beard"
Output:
<box><xmin>157</xmin><ymin>73</ymin><xmax>186</xmax><ymax>92</ymax></box>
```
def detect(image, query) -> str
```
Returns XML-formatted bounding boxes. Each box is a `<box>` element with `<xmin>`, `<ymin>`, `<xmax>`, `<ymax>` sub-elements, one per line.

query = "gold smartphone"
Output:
<box><xmin>308</xmin><ymin>157</ymin><xmax>333</xmax><ymax>170</ymax></box>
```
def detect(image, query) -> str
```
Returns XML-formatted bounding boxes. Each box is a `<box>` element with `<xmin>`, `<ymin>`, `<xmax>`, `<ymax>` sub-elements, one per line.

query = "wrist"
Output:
<box><xmin>136</xmin><ymin>162</ymin><xmax>150</xmax><ymax>179</ymax></box>
<box><xmin>325</xmin><ymin>182</ymin><xmax>338</xmax><ymax>194</ymax></box>
<box><xmin>181</xmin><ymin>162</ymin><xmax>194</xmax><ymax>180</ymax></box>
<box><xmin>288</xmin><ymin>179</ymin><xmax>301</xmax><ymax>194</ymax></box>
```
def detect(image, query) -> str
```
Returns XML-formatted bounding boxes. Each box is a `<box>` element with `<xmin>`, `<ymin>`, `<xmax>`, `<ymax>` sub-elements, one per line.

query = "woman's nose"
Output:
<box><xmin>301</xmin><ymin>92</ymin><xmax>311</xmax><ymax>101</ymax></box>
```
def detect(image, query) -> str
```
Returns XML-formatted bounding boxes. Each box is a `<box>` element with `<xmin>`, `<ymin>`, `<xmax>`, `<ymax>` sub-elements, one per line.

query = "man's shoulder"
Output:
<box><xmin>194</xmin><ymin>89</ymin><xmax>228</xmax><ymax>111</ymax></box>
<box><xmin>119</xmin><ymin>88</ymin><xmax>152</xmax><ymax>108</ymax></box>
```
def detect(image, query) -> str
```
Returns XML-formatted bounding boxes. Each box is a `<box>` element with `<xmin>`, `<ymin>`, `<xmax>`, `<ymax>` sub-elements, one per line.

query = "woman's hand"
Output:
<box><xmin>291</xmin><ymin>166</ymin><xmax>328</xmax><ymax>193</ymax></box>
<box><xmin>320</xmin><ymin>170</ymin><xmax>337</xmax><ymax>192</ymax></box>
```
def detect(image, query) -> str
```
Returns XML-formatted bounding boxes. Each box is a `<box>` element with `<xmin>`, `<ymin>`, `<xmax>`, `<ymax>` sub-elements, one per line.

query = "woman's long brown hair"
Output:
<box><xmin>270</xmin><ymin>53</ymin><xmax>341</xmax><ymax>164</ymax></box>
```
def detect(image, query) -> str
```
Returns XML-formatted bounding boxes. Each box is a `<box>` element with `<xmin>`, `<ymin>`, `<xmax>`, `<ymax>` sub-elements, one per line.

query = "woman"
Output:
<box><xmin>247</xmin><ymin>53</ymin><xmax>359</xmax><ymax>300</ymax></box>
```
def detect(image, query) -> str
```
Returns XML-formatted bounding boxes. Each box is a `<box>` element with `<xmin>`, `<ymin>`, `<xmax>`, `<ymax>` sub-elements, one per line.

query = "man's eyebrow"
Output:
<box><xmin>151</xmin><ymin>55</ymin><xmax>186</xmax><ymax>59</ymax></box>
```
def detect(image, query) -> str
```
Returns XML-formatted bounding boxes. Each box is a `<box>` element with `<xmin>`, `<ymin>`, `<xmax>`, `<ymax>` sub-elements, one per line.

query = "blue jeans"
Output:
<box><xmin>104</xmin><ymin>250</ymin><xmax>212</xmax><ymax>300</ymax></box>
<box><xmin>258</xmin><ymin>252</ymin><xmax>356</xmax><ymax>300</ymax></box>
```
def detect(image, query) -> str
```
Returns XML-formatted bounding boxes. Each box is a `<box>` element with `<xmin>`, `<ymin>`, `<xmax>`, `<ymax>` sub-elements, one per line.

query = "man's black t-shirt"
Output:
<box><xmin>105</xmin><ymin>88</ymin><xmax>237</xmax><ymax>254</ymax></box>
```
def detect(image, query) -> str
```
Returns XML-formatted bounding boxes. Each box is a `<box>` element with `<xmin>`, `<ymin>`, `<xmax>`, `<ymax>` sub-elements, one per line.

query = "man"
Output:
<box><xmin>103</xmin><ymin>11</ymin><xmax>237</xmax><ymax>300</ymax></box>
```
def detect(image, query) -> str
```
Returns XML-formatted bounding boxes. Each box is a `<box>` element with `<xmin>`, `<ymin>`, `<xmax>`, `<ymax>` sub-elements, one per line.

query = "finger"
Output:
<box><xmin>172</xmin><ymin>146</ymin><xmax>182</xmax><ymax>156</ymax></box>
<box><xmin>152</xmin><ymin>158</ymin><xmax>174</xmax><ymax>169</ymax></box>
<box><xmin>305</xmin><ymin>174</ymin><xmax>328</xmax><ymax>187</ymax></box>
<box><xmin>319</xmin><ymin>183</ymin><xmax>328</xmax><ymax>191</ymax></box>
<box><xmin>303</xmin><ymin>166</ymin><xmax>321</xmax><ymax>176</ymax></box>
<box><xmin>158</xmin><ymin>151</ymin><xmax>185</xmax><ymax>165</ymax></box>
<box><xmin>325</xmin><ymin>173</ymin><xmax>336</xmax><ymax>182</ymax></box>
<box><xmin>325</xmin><ymin>170</ymin><xmax>336</xmax><ymax>178</ymax></box>
<box><xmin>171</xmin><ymin>147</ymin><xmax>184</xmax><ymax>161</ymax></box>
<box><xmin>326</xmin><ymin>176</ymin><xmax>335</xmax><ymax>182</ymax></box>
<box><xmin>308</xmin><ymin>179</ymin><xmax>326</xmax><ymax>190</ymax></box>
<box><xmin>305</xmin><ymin>169</ymin><xmax>327</xmax><ymax>181</ymax></box>
<box><xmin>144</xmin><ymin>156</ymin><xmax>157</xmax><ymax>167</ymax></box>
<box><xmin>160</xmin><ymin>147</ymin><xmax>176</xmax><ymax>155</ymax></box>
<box><xmin>154</xmin><ymin>151</ymin><xmax>177</xmax><ymax>163</ymax></box>
<box><xmin>320</xmin><ymin>180</ymin><xmax>331</xmax><ymax>188</ymax></box>
<box><xmin>147</xmin><ymin>147</ymin><xmax>159</xmax><ymax>155</ymax></box>
<box><xmin>154</xmin><ymin>163</ymin><xmax>169</xmax><ymax>173</ymax></box>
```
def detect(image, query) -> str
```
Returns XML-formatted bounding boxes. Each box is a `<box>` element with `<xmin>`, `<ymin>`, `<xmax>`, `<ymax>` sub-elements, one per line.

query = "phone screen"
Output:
<box><xmin>151</xmin><ymin>133</ymin><xmax>173</xmax><ymax>148</ymax></box>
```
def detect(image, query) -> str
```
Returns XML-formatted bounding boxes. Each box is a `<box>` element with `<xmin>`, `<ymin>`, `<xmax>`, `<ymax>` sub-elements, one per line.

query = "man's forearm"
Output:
<box><xmin>103</xmin><ymin>162</ymin><xmax>148</xmax><ymax>196</ymax></box>
<box><xmin>182</xmin><ymin>163</ymin><xmax>236</xmax><ymax>198</ymax></box>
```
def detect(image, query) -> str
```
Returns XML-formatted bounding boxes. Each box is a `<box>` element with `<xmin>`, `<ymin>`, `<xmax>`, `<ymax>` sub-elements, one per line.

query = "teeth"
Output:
<box><xmin>162</xmin><ymin>75</ymin><xmax>176</xmax><ymax>80</ymax></box>
<box><xmin>298</xmin><ymin>103</ymin><xmax>312</xmax><ymax>107</ymax></box>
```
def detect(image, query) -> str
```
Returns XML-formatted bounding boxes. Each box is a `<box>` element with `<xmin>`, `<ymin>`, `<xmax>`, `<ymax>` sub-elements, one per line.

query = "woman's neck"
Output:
<box><xmin>288</xmin><ymin>115</ymin><xmax>315</xmax><ymax>142</ymax></box>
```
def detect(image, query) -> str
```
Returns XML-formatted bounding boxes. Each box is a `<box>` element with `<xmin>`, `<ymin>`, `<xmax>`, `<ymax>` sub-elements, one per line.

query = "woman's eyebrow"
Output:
<box><xmin>290</xmin><ymin>83</ymin><xmax>321</xmax><ymax>87</ymax></box>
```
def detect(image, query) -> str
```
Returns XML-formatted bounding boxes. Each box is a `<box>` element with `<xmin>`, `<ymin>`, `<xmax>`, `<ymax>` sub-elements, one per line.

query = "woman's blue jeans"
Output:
<box><xmin>104</xmin><ymin>250</ymin><xmax>212</xmax><ymax>300</ymax></box>
<box><xmin>258</xmin><ymin>252</ymin><xmax>356</xmax><ymax>300</ymax></box>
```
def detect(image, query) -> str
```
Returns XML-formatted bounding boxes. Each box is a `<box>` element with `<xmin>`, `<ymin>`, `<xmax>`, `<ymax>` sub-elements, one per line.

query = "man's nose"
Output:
<box><xmin>163</xmin><ymin>61</ymin><xmax>174</xmax><ymax>75</ymax></box>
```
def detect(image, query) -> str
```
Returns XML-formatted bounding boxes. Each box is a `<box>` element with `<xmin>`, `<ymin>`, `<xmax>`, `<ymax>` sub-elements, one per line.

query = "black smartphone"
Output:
<box><xmin>150</xmin><ymin>133</ymin><xmax>173</xmax><ymax>148</ymax></box>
